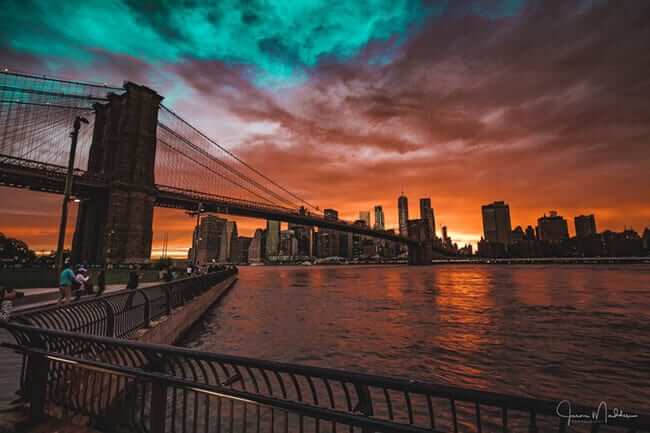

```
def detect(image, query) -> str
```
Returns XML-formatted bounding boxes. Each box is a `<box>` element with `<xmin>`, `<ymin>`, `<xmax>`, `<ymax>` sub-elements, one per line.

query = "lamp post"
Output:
<box><xmin>55</xmin><ymin>116</ymin><xmax>89</xmax><ymax>275</ymax></box>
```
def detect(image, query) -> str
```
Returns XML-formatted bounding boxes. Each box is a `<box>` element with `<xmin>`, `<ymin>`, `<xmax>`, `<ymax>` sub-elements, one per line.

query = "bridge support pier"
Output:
<box><xmin>407</xmin><ymin>219</ymin><xmax>434</xmax><ymax>265</ymax></box>
<box><xmin>408</xmin><ymin>241</ymin><xmax>433</xmax><ymax>265</ymax></box>
<box><xmin>72</xmin><ymin>83</ymin><xmax>162</xmax><ymax>265</ymax></box>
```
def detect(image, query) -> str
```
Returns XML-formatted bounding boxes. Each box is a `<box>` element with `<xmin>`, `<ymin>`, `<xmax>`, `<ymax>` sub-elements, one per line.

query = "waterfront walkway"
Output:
<box><xmin>13</xmin><ymin>282</ymin><xmax>158</xmax><ymax>311</ymax></box>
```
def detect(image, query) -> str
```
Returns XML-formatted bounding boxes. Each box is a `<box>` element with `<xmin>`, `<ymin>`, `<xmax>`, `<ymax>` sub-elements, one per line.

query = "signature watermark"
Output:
<box><xmin>556</xmin><ymin>400</ymin><xmax>639</xmax><ymax>425</ymax></box>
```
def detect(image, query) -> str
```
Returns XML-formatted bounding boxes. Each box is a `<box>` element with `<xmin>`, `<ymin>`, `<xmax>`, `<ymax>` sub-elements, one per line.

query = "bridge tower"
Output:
<box><xmin>72</xmin><ymin>83</ymin><xmax>163</xmax><ymax>264</ymax></box>
<box><xmin>407</xmin><ymin>219</ymin><xmax>434</xmax><ymax>265</ymax></box>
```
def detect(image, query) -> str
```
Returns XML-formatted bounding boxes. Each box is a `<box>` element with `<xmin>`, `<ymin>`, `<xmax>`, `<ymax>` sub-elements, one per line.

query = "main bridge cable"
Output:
<box><xmin>0</xmin><ymin>69</ymin><xmax>123</xmax><ymax>92</ymax></box>
<box><xmin>157</xmin><ymin>135</ymin><xmax>280</xmax><ymax>207</ymax></box>
<box><xmin>160</xmin><ymin>105</ymin><xmax>321</xmax><ymax>214</ymax></box>
<box><xmin>158</xmin><ymin>122</ymin><xmax>301</xmax><ymax>210</ymax></box>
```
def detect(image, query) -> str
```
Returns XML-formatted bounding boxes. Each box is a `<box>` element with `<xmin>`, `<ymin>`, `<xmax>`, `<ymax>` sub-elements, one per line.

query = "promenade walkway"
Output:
<box><xmin>13</xmin><ymin>282</ymin><xmax>158</xmax><ymax>312</ymax></box>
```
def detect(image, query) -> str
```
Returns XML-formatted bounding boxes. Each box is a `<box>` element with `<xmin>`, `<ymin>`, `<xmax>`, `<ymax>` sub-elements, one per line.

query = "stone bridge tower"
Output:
<box><xmin>72</xmin><ymin>83</ymin><xmax>163</xmax><ymax>264</ymax></box>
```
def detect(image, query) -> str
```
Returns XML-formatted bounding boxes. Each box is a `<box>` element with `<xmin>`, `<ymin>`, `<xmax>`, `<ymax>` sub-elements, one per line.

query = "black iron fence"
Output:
<box><xmin>1</xmin><ymin>268</ymin><xmax>648</xmax><ymax>433</ymax></box>
<box><xmin>12</xmin><ymin>269</ymin><xmax>237</xmax><ymax>338</ymax></box>
<box><xmin>1</xmin><ymin>320</ymin><xmax>648</xmax><ymax>433</ymax></box>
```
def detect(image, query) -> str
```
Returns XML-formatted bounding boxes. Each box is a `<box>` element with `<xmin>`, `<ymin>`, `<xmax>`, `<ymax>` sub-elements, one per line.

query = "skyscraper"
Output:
<box><xmin>288</xmin><ymin>223</ymin><xmax>314</xmax><ymax>256</ymax></box>
<box><xmin>248</xmin><ymin>229</ymin><xmax>265</xmax><ymax>263</ymax></box>
<box><xmin>398</xmin><ymin>194</ymin><xmax>409</xmax><ymax>237</ymax></box>
<box><xmin>481</xmin><ymin>201</ymin><xmax>512</xmax><ymax>245</ymax></box>
<box><xmin>537</xmin><ymin>211</ymin><xmax>569</xmax><ymax>241</ymax></box>
<box><xmin>575</xmin><ymin>214</ymin><xmax>597</xmax><ymax>238</ymax></box>
<box><xmin>419</xmin><ymin>198</ymin><xmax>436</xmax><ymax>239</ymax></box>
<box><xmin>265</xmin><ymin>220</ymin><xmax>281</xmax><ymax>258</ymax></box>
<box><xmin>219</xmin><ymin>220</ymin><xmax>238</xmax><ymax>262</ymax></box>
<box><xmin>374</xmin><ymin>205</ymin><xmax>385</xmax><ymax>230</ymax></box>
<box><xmin>196</xmin><ymin>215</ymin><xmax>227</xmax><ymax>264</ymax></box>
<box><xmin>359</xmin><ymin>211</ymin><xmax>371</xmax><ymax>227</ymax></box>
<box><xmin>320</xmin><ymin>209</ymin><xmax>340</xmax><ymax>256</ymax></box>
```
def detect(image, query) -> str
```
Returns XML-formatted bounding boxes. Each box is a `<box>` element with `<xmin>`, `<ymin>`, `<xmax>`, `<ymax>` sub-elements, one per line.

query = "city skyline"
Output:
<box><xmin>1</xmin><ymin>1</ymin><xmax>649</xmax><ymax>255</ymax></box>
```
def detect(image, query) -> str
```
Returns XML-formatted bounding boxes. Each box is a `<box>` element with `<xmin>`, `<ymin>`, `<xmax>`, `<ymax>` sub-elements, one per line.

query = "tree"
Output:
<box><xmin>0</xmin><ymin>232</ymin><xmax>36</xmax><ymax>264</ymax></box>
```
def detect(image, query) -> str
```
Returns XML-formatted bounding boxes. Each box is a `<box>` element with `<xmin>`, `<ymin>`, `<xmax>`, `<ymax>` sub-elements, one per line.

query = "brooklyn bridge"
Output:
<box><xmin>0</xmin><ymin>70</ymin><xmax>449</xmax><ymax>265</ymax></box>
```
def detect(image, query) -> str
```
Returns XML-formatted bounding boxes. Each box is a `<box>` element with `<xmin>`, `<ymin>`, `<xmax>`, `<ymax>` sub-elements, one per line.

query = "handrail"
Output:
<box><xmin>2</xmin><ymin>317</ymin><xmax>648</xmax><ymax>432</ymax></box>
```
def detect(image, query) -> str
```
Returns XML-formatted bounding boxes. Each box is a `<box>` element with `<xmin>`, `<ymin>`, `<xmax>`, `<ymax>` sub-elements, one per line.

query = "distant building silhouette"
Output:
<box><xmin>481</xmin><ymin>201</ymin><xmax>512</xmax><ymax>245</ymax></box>
<box><xmin>359</xmin><ymin>211</ymin><xmax>371</xmax><ymax>227</ymax></box>
<box><xmin>318</xmin><ymin>209</ymin><xmax>341</xmax><ymax>257</ymax></box>
<box><xmin>419</xmin><ymin>198</ymin><xmax>436</xmax><ymax>239</ymax></box>
<box><xmin>537</xmin><ymin>211</ymin><xmax>569</xmax><ymax>241</ymax></box>
<box><xmin>397</xmin><ymin>194</ymin><xmax>408</xmax><ymax>236</ymax></box>
<box><xmin>524</xmin><ymin>225</ymin><xmax>536</xmax><ymax>241</ymax></box>
<box><xmin>265</xmin><ymin>220</ymin><xmax>281</xmax><ymax>258</ymax></box>
<box><xmin>511</xmin><ymin>226</ymin><xmax>525</xmax><ymax>242</ymax></box>
<box><xmin>248</xmin><ymin>229</ymin><xmax>266</xmax><ymax>263</ymax></box>
<box><xmin>288</xmin><ymin>223</ymin><xmax>313</xmax><ymax>256</ymax></box>
<box><xmin>575</xmin><ymin>214</ymin><xmax>597</xmax><ymax>238</ymax></box>
<box><xmin>233</xmin><ymin>236</ymin><xmax>251</xmax><ymax>264</ymax></box>
<box><xmin>374</xmin><ymin>205</ymin><xmax>385</xmax><ymax>231</ymax></box>
<box><xmin>195</xmin><ymin>215</ymin><xmax>228</xmax><ymax>265</ymax></box>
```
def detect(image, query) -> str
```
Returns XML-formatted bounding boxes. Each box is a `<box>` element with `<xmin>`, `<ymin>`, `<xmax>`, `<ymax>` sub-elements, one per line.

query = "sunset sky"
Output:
<box><xmin>1</xmin><ymin>0</ymin><xmax>649</xmax><ymax>256</ymax></box>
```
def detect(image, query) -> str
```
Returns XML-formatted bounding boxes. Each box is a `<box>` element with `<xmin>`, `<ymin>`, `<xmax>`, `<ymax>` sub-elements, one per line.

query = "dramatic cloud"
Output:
<box><xmin>1</xmin><ymin>0</ymin><xmax>649</xmax><ymax>254</ymax></box>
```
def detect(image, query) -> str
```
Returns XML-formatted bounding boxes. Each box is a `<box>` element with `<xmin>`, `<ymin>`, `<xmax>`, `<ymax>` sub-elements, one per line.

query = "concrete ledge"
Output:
<box><xmin>132</xmin><ymin>275</ymin><xmax>237</xmax><ymax>345</ymax></box>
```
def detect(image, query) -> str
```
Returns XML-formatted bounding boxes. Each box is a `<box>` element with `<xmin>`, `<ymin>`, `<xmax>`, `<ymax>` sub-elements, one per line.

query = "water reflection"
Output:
<box><xmin>183</xmin><ymin>264</ymin><xmax>650</xmax><ymax>411</ymax></box>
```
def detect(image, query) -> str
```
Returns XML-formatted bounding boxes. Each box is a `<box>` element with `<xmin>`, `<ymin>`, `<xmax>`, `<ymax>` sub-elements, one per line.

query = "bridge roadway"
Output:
<box><xmin>0</xmin><ymin>154</ymin><xmax>426</xmax><ymax>247</ymax></box>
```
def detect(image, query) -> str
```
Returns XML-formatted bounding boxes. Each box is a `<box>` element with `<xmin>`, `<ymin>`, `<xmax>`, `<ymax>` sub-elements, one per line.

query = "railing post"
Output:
<box><xmin>100</xmin><ymin>299</ymin><xmax>115</xmax><ymax>337</ymax></box>
<box><xmin>150</xmin><ymin>381</ymin><xmax>168</xmax><ymax>433</ymax></box>
<box><xmin>147</xmin><ymin>353</ymin><xmax>168</xmax><ymax>433</ymax></box>
<box><xmin>24</xmin><ymin>331</ymin><xmax>49</xmax><ymax>422</ymax></box>
<box><xmin>27</xmin><ymin>352</ymin><xmax>49</xmax><ymax>421</ymax></box>
<box><xmin>141</xmin><ymin>290</ymin><xmax>151</xmax><ymax>327</ymax></box>
<box><xmin>354</xmin><ymin>384</ymin><xmax>374</xmax><ymax>433</ymax></box>
<box><xmin>163</xmin><ymin>285</ymin><xmax>172</xmax><ymax>315</ymax></box>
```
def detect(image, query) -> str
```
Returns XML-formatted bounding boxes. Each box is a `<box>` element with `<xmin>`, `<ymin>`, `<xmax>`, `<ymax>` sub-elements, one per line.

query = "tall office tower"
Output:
<box><xmin>359</xmin><ymin>211</ymin><xmax>371</xmax><ymax>227</ymax></box>
<box><xmin>398</xmin><ymin>194</ymin><xmax>409</xmax><ymax>237</ymax></box>
<box><xmin>196</xmin><ymin>215</ymin><xmax>228</xmax><ymax>264</ymax></box>
<box><xmin>575</xmin><ymin>214</ymin><xmax>597</xmax><ymax>238</ymax></box>
<box><xmin>481</xmin><ymin>201</ymin><xmax>513</xmax><ymax>245</ymax></box>
<box><xmin>442</xmin><ymin>226</ymin><xmax>450</xmax><ymax>246</ymax></box>
<box><xmin>219</xmin><ymin>220</ymin><xmax>238</xmax><ymax>262</ymax></box>
<box><xmin>419</xmin><ymin>198</ymin><xmax>436</xmax><ymax>239</ymax></box>
<box><xmin>374</xmin><ymin>205</ymin><xmax>385</xmax><ymax>230</ymax></box>
<box><xmin>248</xmin><ymin>229</ymin><xmax>265</xmax><ymax>263</ymax></box>
<box><xmin>288</xmin><ymin>223</ymin><xmax>314</xmax><ymax>257</ymax></box>
<box><xmin>537</xmin><ymin>211</ymin><xmax>569</xmax><ymax>241</ymax></box>
<box><xmin>265</xmin><ymin>219</ymin><xmax>281</xmax><ymax>258</ymax></box>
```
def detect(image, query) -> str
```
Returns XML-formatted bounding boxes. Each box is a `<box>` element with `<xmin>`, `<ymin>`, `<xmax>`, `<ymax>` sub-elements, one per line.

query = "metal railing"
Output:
<box><xmin>1</xmin><ymin>319</ymin><xmax>648</xmax><ymax>433</ymax></box>
<box><xmin>11</xmin><ymin>269</ymin><xmax>238</xmax><ymax>338</ymax></box>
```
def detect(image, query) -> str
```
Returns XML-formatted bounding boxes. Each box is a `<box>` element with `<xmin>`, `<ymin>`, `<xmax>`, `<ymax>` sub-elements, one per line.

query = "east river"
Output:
<box><xmin>182</xmin><ymin>264</ymin><xmax>650</xmax><ymax>411</ymax></box>
<box><xmin>1</xmin><ymin>264</ymin><xmax>649</xmax><ymax>412</ymax></box>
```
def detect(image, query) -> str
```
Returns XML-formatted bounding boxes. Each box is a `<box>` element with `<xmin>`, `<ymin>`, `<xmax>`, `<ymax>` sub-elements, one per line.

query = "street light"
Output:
<box><xmin>55</xmin><ymin>116</ymin><xmax>89</xmax><ymax>274</ymax></box>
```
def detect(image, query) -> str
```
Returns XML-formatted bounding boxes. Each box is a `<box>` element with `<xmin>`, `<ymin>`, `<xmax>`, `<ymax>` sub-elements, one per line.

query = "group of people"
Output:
<box><xmin>58</xmin><ymin>262</ymin><xmax>106</xmax><ymax>304</ymax></box>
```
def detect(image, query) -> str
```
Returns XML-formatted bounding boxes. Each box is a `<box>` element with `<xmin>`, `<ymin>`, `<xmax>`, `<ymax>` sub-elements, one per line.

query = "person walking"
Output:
<box><xmin>0</xmin><ymin>286</ymin><xmax>18</xmax><ymax>321</ymax></box>
<box><xmin>58</xmin><ymin>262</ymin><xmax>76</xmax><ymax>304</ymax></box>
<box><xmin>96</xmin><ymin>269</ymin><xmax>106</xmax><ymax>297</ymax></box>
<box><xmin>74</xmin><ymin>266</ymin><xmax>90</xmax><ymax>301</ymax></box>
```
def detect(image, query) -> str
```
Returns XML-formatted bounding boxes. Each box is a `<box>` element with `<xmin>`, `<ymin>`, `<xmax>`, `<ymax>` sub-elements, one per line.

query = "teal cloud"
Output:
<box><xmin>1</xmin><ymin>0</ymin><xmax>433</xmax><ymax>80</ymax></box>
<box><xmin>0</xmin><ymin>0</ymin><xmax>527</xmax><ymax>83</ymax></box>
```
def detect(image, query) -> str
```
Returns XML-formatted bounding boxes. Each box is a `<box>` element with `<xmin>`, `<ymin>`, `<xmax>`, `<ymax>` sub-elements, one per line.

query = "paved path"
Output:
<box><xmin>13</xmin><ymin>282</ymin><xmax>158</xmax><ymax>312</ymax></box>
